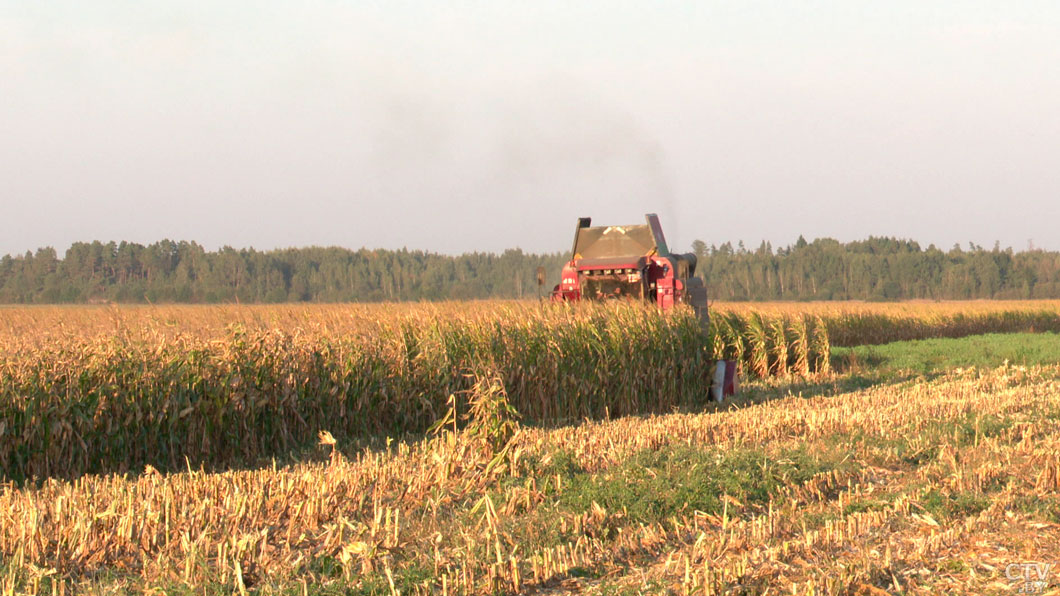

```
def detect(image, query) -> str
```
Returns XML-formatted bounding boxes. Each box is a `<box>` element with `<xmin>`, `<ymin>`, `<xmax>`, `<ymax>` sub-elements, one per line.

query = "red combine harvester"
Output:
<box><xmin>551</xmin><ymin>214</ymin><xmax>708</xmax><ymax>321</ymax></box>
<box><xmin>551</xmin><ymin>213</ymin><xmax>737</xmax><ymax>401</ymax></box>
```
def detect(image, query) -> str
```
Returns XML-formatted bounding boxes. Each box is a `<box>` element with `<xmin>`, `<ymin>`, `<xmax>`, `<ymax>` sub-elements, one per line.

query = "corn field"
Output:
<box><xmin>5</xmin><ymin>299</ymin><xmax>1058</xmax><ymax>349</ymax></box>
<box><xmin>2</xmin><ymin>302</ymin><xmax>1060</xmax><ymax>593</ymax></box>
<box><xmin>5</xmin><ymin>300</ymin><xmax>1060</xmax><ymax>482</ymax></box>
<box><xmin>0</xmin><ymin>302</ymin><xmax>831</xmax><ymax>481</ymax></box>
<box><xmin>716</xmin><ymin>300</ymin><xmax>1060</xmax><ymax>346</ymax></box>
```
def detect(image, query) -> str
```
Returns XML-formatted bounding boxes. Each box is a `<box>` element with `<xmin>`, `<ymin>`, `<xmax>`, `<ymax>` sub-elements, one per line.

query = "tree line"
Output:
<box><xmin>693</xmin><ymin>237</ymin><xmax>1060</xmax><ymax>301</ymax></box>
<box><xmin>2</xmin><ymin>237</ymin><xmax>1059</xmax><ymax>303</ymax></box>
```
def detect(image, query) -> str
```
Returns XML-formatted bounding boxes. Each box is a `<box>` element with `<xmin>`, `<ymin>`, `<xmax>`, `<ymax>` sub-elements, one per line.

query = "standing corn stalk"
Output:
<box><xmin>768</xmin><ymin>318</ymin><xmax>789</xmax><ymax>378</ymax></box>
<box><xmin>465</xmin><ymin>371</ymin><xmax>521</xmax><ymax>455</ymax></box>
<box><xmin>717</xmin><ymin>313</ymin><xmax>747</xmax><ymax>366</ymax></box>
<box><xmin>810</xmin><ymin>316</ymin><xmax>831</xmax><ymax>375</ymax></box>
<box><xmin>788</xmin><ymin>316</ymin><xmax>811</xmax><ymax>378</ymax></box>
<box><xmin>744</xmin><ymin>313</ymin><xmax>771</xmax><ymax>379</ymax></box>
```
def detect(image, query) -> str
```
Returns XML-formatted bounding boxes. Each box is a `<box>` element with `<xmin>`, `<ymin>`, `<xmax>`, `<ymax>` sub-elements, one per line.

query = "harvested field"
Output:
<box><xmin>1</xmin><ymin>365</ymin><xmax>1058</xmax><ymax>593</ymax></box>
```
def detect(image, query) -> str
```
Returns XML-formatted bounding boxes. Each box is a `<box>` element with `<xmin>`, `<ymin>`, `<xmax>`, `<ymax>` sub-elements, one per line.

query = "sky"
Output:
<box><xmin>2</xmin><ymin>1</ymin><xmax>1059</xmax><ymax>256</ymax></box>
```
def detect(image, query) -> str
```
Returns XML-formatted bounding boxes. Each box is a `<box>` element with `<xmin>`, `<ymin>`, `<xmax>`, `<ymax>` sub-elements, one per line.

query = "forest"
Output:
<box><xmin>2</xmin><ymin>236</ymin><xmax>1059</xmax><ymax>303</ymax></box>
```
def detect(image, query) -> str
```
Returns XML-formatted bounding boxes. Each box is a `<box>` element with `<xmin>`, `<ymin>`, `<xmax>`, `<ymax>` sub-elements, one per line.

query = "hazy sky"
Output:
<box><xmin>2</xmin><ymin>1</ymin><xmax>1059</xmax><ymax>256</ymax></box>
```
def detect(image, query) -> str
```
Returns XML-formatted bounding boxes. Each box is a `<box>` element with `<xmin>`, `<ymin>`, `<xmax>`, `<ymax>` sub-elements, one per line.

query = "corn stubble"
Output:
<box><xmin>1</xmin><ymin>364</ymin><xmax>1058</xmax><ymax>594</ymax></box>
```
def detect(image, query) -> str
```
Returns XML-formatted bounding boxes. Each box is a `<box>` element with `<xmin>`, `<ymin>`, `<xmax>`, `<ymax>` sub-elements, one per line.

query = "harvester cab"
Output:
<box><xmin>551</xmin><ymin>214</ymin><xmax>709</xmax><ymax>326</ymax></box>
<box><xmin>551</xmin><ymin>214</ymin><xmax>736</xmax><ymax>401</ymax></box>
